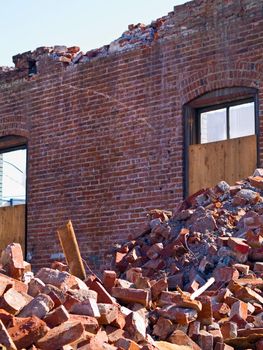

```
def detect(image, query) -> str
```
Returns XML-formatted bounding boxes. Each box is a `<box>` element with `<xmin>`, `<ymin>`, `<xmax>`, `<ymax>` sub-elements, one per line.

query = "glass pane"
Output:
<box><xmin>200</xmin><ymin>108</ymin><xmax>227</xmax><ymax>143</ymax></box>
<box><xmin>1</xmin><ymin>149</ymin><xmax>27</xmax><ymax>206</ymax></box>
<box><xmin>229</xmin><ymin>102</ymin><xmax>255</xmax><ymax>138</ymax></box>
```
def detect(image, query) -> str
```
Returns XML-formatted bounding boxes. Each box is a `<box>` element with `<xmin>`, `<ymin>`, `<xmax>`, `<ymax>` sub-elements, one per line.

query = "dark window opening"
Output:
<box><xmin>28</xmin><ymin>59</ymin><xmax>37</xmax><ymax>76</ymax></box>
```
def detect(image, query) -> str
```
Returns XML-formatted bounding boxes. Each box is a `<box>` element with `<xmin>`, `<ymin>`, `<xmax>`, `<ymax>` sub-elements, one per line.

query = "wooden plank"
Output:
<box><xmin>189</xmin><ymin>135</ymin><xmax>257</xmax><ymax>195</ymax></box>
<box><xmin>0</xmin><ymin>204</ymin><xmax>25</xmax><ymax>255</ymax></box>
<box><xmin>57</xmin><ymin>220</ymin><xmax>86</xmax><ymax>280</ymax></box>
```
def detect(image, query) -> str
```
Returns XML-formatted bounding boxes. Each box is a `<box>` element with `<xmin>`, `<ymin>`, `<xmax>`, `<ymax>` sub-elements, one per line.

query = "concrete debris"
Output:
<box><xmin>1</xmin><ymin>171</ymin><xmax>263</xmax><ymax>348</ymax></box>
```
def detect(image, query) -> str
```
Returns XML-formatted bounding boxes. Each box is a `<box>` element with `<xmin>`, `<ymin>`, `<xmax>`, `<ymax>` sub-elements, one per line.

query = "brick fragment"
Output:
<box><xmin>168</xmin><ymin>330</ymin><xmax>201</xmax><ymax>350</ymax></box>
<box><xmin>18</xmin><ymin>293</ymin><xmax>54</xmax><ymax>319</ymax></box>
<box><xmin>214</xmin><ymin>343</ymin><xmax>234</xmax><ymax>350</ymax></box>
<box><xmin>126</xmin><ymin>268</ymin><xmax>142</xmax><ymax>284</ymax></box>
<box><xmin>0</xmin><ymin>308</ymin><xmax>14</xmax><ymax>328</ymax></box>
<box><xmin>106</xmin><ymin>326</ymin><xmax>127</xmax><ymax>343</ymax></box>
<box><xmin>254</xmin><ymin>262</ymin><xmax>263</xmax><ymax>273</ymax></box>
<box><xmin>69</xmin><ymin>314</ymin><xmax>99</xmax><ymax>333</ymax></box>
<box><xmin>146</xmin><ymin>243</ymin><xmax>163</xmax><ymax>259</ymax></box>
<box><xmin>97</xmin><ymin>303</ymin><xmax>118</xmax><ymax>325</ymax></box>
<box><xmin>158</xmin><ymin>305</ymin><xmax>198</xmax><ymax>325</ymax></box>
<box><xmin>36</xmin><ymin>321</ymin><xmax>84</xmax><ymax>349</ymax></box>
<box><xmin>0</xmin><ymin>288</ymin><xmax>29</xmax><ymax>315</ymax></box>
<box><xmin>196</xmin><ymin>296</ymin><xmax>213</xmax><ymax>325</ymax></box>
<box><xmin>43</xmin><ymin>283</ymin><xmax>67</xmax><ymax>307</ymax></box>
<box><xmin>112</xmin><ymin>308</ymin><xmax>126</xmax><ymax>329</ymax></box>
<box><xmin>229</xmin><ymin>300</ymin><xmax>248</xmax><ymax>320</ymax></box>
<box><xmin>235</xmin><ymin>286</ymin><xmax>263</xmax><ymax>304</ymax></box>
<box><xmin>35</xmin><ymin>268</ymin><xmax>77</xmax><ymax>291</ymax></box>
<box><xmin>89</xmin><ymin>280</ymin><xmax>114</xmax><ymax>304</ymax></box>
<box><xmin>228</xmin><ymin>237</ymin><xmax>250</xmax><ymax>254</ymax></box>
<box><xmin>43</xmin><ymin>305</ymin><xmax>69</xmax><ymax>327</ymax></box>
<box><xmin>124</xmin><ymin>311</ymin><xmax>146</xmax><ymax>342</ymax></box>
<box><xmin>115</xmin><ymin>337</ymin><xmax>140</xmax><ymax>350</ymax></box>
<box><xmin>0</xmin><ymin>273</ymin><xmax>27</xmax><ymax>294</ymax></box>
<box><xmin>103</xmin><ymin>270</ymin><xmax>116</xmax><ymax>293</ymax></box>
<box><xmin>208</xmin><ymin>329</ymin><xmax>223</xmax><ymax>344</ymax></box>
<box><xmin>197</xmin><ymin>330</ymin><xmax>213</xmax><ymax>350</ymax></box>
<box><xmin>213</xmin><ymin>267</ymin><xmax>239</xmax><ymax>283</ymax></box>
<box><xmin>112</xmin><ymin>287</ymin><xmax>150</xmax><ymax>306</ymax></box>
<box><xmin>153</xmin><ymin>317</ymin><xmax>174</xmax><ymax>340</ymax></box>
<box><xmin>1</xmin><ymin>243</ymin><xmax>24</xmax><ymax>280</ymax></box>
<box><xmin>188</xmin><ymin>320</ymin><xmax>200</xmax><ymax>341</ymax></box>
<box><xmin>233</xmin><ymin>264</ymin><xmax>250</xmax><ymax>275</ymax></box>
<box><xmin>0</xmin><ymin>319</ymin><xmax>17</xmax><ymax>349</ymax></box>
<box><xmin>70</xmin><ymin>297</ymin><xmax>100</xmax><ymax>317</ymax></box>
<box><xmin>8</xmin><ymin>315</ymin><xmax>48</xmax><ymax>349</ymax></box>
<box><xmin>212</xmin><ymin>303</ymin><xmax>230</xmax><ymax>320</ymax></box>
<box><xmin>28</xmin><ymin>278</ymin><xmax>45</xmax><ymax>297</ymax></box>
<box><xmin>158</xmin><ymin>291</ymin><xmax>202</xmax><ymax>312</ymax></box>
<box><xmin>220</xmin><ymin>321</ymin><xmax>238</xmax><ymax>339</ymax></box>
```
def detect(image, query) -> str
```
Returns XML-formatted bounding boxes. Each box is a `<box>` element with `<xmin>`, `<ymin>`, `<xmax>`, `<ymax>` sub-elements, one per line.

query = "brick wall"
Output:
<box><xmin>0</xmin><ymin>0</ymin><xmax>262</xmax><ymax>272</ymax></box>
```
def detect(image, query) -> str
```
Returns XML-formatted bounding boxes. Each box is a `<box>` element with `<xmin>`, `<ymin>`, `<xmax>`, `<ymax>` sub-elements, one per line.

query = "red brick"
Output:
<box><xmin>168</xmin><ymin>330</ymin><xmax>201</xmax><ymax>350</ymax></box>
<box><xmin>0</xmin><ymin>273</ymin><xmax>27</xmax><ymax>294</ymax></box>
<box><xmin>0</xmin><ymin>288</ymin><xmax>30</xmax><ymax>315</ymax></box>
<box><xmin>227</xmin><ymin>237</ymin><xmax>250</xmax><ymax>255</ymax></box>
<box><xmin>0</xmin><ymin>243</ymin><xmax>24</xmax><ymax>280</ymax></box>
<box><xmin>103</xmin><ymin>270</ymin><xmax>117</xmax><ymax>293</ymax></box>
<box><xmin>36</xmin><ymin>321</ymin><xmax>84</xmax><ymax>349</ymax></box>
<box><xmin>197</xmin><ymin>330</ymin><xmax>213</xmax><ymax>350</ymax></box>
<box><xmin>1</xmin><ymin>0</ymin><xmax>263</xmax><ymax>276</ymax></box>
<box><xmin>0</xmin><ymin>319</ymin><xmax>17</xmax><ymax>350</ymax></box>
<box><xmin>220</xmin><ymin>322</ymin><xmax>237</xmax><ymax>339</ymax></box>
<box><xmin>18</xmin><ymin>293</ymin><xmax>54</xmax><ymax>319</ymax></box>
<box><xmin>158</xmin><ymin>305</ymin><xmax>198</xmax><ymax>325</ymax></box>
<box><xmin>35</xmin><ymin>268</ymin><xmax>77</xmax><ymax>291</ymax></box>
<box><xmin>97</xmin><ymin>303</ymin><xmax>119</xmax><ymax>325</ymax></box>
<box><xmin>153</xmin><ymin>317</ymin><xmax>174</xmax><ymax>340</ymax></box>
<box><xmin>124</xmin><ymin>311</ymin><xmax>146</xmax><ymax>342</ymax></box>
<box><xmin>89</xmin><ymin>280</ymin><xmax>115</xmax><ymax>304</ymax></box>
<box><xmin>70</xmin><ymin>297</ymin><xmax>100</xmax><ymax>317</ymax></box>
<box><xmin>115</xmin><ymin>337</ymin><xmax>140</xmax><ymax>350</ymax></box>
<box><xmin>43</xmin><ymin>305</ymin><xmax>69</xmax><ymax>327</ymax></box>
<box><xmin>8</xmin><ymin>315</ymin><xmax>48</xmax><ymax>349</ymax></box>
<box><xmin>69</xmin><ymin>314</ymin><xmax>99</xmax><ymax>333</ymax></box>
<box><xmin>229</xmin><ymin>300</ymin><xmax>248</xmax><ymax>320</ymax></box>
<box><xmin>111</xmin><ymin>287</ymin><xmax>150</xmax><ymax>306</ymax></box>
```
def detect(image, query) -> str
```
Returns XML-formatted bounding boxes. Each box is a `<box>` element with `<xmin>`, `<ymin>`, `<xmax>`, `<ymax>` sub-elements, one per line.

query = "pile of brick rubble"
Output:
<box><xmin>10</xmin><ymin>19</ymin><xmax>167</xmax><ymax>73</ymax></box>
<box><xmin>1</xmin><ymin>170</ymin><xmax>263</xmax><ymax>349</ymax></box>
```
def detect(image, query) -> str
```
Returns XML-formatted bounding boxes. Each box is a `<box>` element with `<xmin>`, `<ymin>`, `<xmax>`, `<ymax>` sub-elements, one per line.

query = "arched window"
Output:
<box><xmin>183</xmin><ymin>87</ymin><xmax>258</xmax><ymax>196</ymax></box>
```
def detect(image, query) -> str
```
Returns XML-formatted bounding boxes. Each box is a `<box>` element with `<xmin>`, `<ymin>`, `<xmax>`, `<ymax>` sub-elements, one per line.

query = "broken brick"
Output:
<box><xmin>36</xmin><ymin>321</ymin><xmax>84</xmax><ymax>349</ymax></box>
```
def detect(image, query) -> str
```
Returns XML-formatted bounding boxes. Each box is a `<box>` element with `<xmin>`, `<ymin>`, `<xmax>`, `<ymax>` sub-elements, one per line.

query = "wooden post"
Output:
<box><xmin>57</xmin><ymin>220</ymin><xmax>86</xmax><ymax>280</ymax></box>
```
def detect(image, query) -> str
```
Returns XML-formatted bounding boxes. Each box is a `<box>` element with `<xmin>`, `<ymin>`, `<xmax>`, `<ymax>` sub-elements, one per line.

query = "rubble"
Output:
<box><xmin>1</xmin><ymin>171</ymin><xmax>263</xmax><ymax>348</ymax></box>
<box><xmin>8</xmin><ymin>18</ymin><xmax>168</xmax><ymax>75</ymax></box>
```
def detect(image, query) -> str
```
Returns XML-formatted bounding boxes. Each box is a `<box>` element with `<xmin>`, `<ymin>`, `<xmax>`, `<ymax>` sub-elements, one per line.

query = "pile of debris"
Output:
<box><xmin>112</xmin><ymin>169</ymin><xmax>263</xmax><ymax>349</ymax></box>
<box><xmin>1</xmin><ymin>170</ymin><xmax>263</xmax><ymax>349</ymax></box>
<box><xmin>11</xmin><ymin>18</ymin><xmax>167</xmax><ymax>72</ymax></box>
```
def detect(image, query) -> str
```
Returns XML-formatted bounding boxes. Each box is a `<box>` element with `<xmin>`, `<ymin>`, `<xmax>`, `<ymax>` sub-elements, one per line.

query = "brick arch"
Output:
<box><xmin>0</xmin><ymin>116</ymin><xmax>30</xmax><ymax>142</ymax></box>
<box><xmin>179</xmin><ymin>62</ymin><xmax>261</xmax><ymax>106</ymax></box>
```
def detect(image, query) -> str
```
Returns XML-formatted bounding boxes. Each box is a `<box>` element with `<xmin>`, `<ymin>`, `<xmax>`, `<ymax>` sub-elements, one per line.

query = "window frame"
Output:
<box><xmin>196</xmin><ymin>97</ymin><xmax>255</xmax><ymax>144</ymax></box>
<box><xmin>183</xmin><ymin>87</ymin><xmax>259</xmax><ymax>198</ymax></box>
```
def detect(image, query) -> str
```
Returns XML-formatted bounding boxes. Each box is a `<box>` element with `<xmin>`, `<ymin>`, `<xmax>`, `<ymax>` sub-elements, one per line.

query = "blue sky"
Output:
<box><xmin>0</xmin><ymin>0</ymin><xmax>190</xmax><ymax>66</ymax></box>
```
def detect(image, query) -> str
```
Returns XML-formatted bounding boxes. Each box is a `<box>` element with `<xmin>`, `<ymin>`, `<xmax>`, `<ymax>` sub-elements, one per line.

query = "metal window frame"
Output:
<box><xmin>197</xmin><ymin>98</ymin><xmax>255</xmax><ymax>144</ymax></box>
